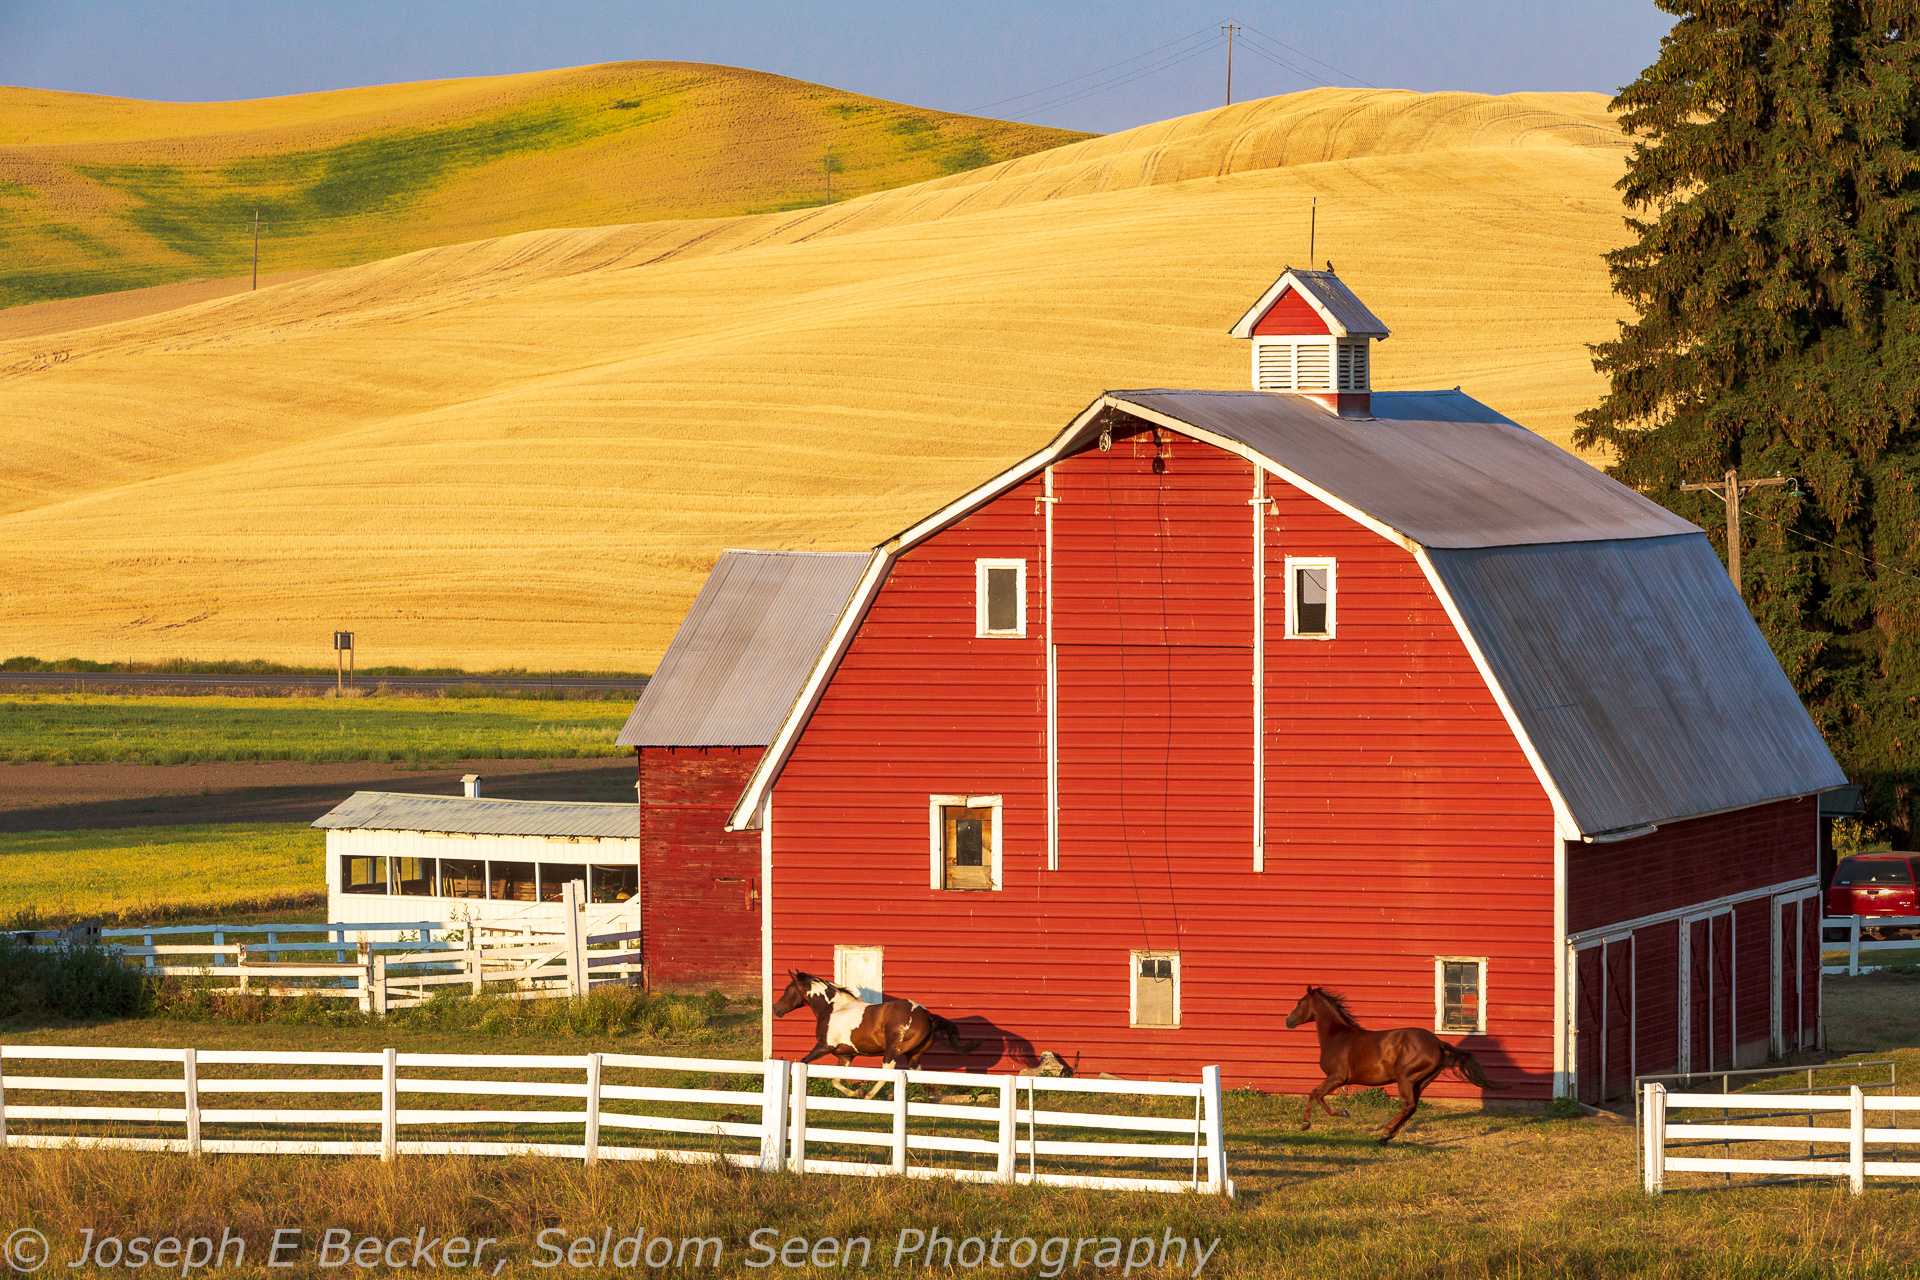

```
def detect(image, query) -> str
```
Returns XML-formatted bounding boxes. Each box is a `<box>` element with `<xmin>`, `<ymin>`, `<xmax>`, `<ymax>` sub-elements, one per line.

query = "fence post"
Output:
<box><xmin>184</xmin><ymin>1047</ymin><xmax>201</xmax><ymax>1158</ymax></box>
<box><xmin>0</xmin><ymin>1047</ymin><xmax>8</xmax><ymax>1147</ymax></box>
<box><xmin>1851</xmin><ymin>916</ymin><xmax>1862</xmax><ymax>976</ymax></box>
<box><xmin>759</xmin><ymin>1058</ymin><xmax>790</xmax><ymax>1173</ymax></box>
<box><xmin>372</xmin><ymin>954</ymin><xmax>389</xmax><ymax>1016</ymax></box>
<box><xmin>1850</xmin><ymin>1084</ymin><xmax>1866</xmax><ymax>1194</ymax></box>
<box><xmin>213</xmin><ymin>930</ymin><xmax>224</xmax><ymax>967</ymax></box>
<box><xmin>236</xmin><ymin>942</ymin><xmax>250</xmax><ymax>993</ymax></box>
<box><xmin>381</xmin><ymin>1047</ymin><xmax>398</xmax><ymax>1163</ymax></box>
<box><xmin>144</xmin><ymin>933</ymin><xmax>154</xmax><ymax>970</ymax></box>
<box><xmin>1641</xmin><ymin>1082</ymin><xmax>1665</xmax><ymax>1194</ymax></box>
<box><xmin>892</xmin><ymin>1070</ymin><xmax>910</xmax><ymax>1174</ymax></box>
<box><xmin>470</xmin><ymin>943</ymin><xmax>483</xmax><ymax>995</ymax></box>
<box><xmin>562</xmin><ymin>881</ymin><xmax>587</xmax><ymax>997</ymax></box>
<box><xmin>1201</xmin><ymin>1065</ymin><xmax>1229</xmax><ymax>1196</ymax></box>
<box><xmin>335</xmin><ymin>929</ymin><xmax>346</xmax><ymax>966</ymax></box>
<box><xmin>789</xmin><ymin>1062</ymin><xmax>809</xmax><ymax>1174</ymax></box>
<box><xmin>266</xmin><ymin>931</ymin><xmax>277</xmax><ymax>962</ymax></box>
<box><xmin>584</xmin><ymin>1053</ymin><xmax>602</xmax><ymax>1167</ymax></box>
<box><xmin>996</xmin><ymin>1077</ymin><xmax>1015</xmax><ymax>1184</ymax></box>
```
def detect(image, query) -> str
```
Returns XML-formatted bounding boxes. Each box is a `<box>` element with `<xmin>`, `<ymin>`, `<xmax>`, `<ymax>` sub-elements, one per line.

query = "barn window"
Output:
<box><xmin>491</xmin><ymin>860</ymin><xmax>536</xmax><ymax>902</ymax></box>
<box><xmin>1435</xmin><ymin>957</ymin><xmax>1488</xmax><ymax>1034</ymax></box>
<box><xmin>591</xmin><ymin>864</ymin><xmax>638</xmax><ymax>903</ymax></box>
<box><xmin>1130</xmin><ymin>952</ymin><xmax>1180</xmax><ymax>1027</ymax></box>
<box><xmin>835</xmin><ymin>944</ymin><xmax>884</xmax><ymax>1002</ymax></box>
<box><xmin>538</xmin><ymin>862</ymin><xmax>586</xmax><ymax>902</ymax></box>
<box><xmin>342</xmin><ymin>855</ymin><xmax>387</xmax><ymax>895</ymax></box>
<box><xmin>975</xmin><ymin>559</ymin><xmax>1026</xmax><ymax>637</ymax></box>
<box><xmin>442</xmin><ymin>858</ymin><xmax>486</xmax><ymax>899</ymax></box>
<box><xmin>1285</xmin><ymin>557</ymin><xmax>1336</xmax><ymax>638</ymax></box>
<box><xmin>394</xmin><ymin>857</ymin><xmax>436</xmax><ymax>897</ymax></box>
<box><xmin>929</xmin><ymin>794</ymin><xmax>1002</xmax><ymax>890</ymax></box>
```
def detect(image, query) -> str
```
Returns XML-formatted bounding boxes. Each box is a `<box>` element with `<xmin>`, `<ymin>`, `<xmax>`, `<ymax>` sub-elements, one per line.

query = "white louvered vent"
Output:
<box><xmin>1336</xmin><ymin>341</ymin><xmax>1370</xmax><ymax>391</ymax></box>
<box><xmin>1294</xmin><ymin>343</ymin><xmax>1332</xmax><ymax>391</ymax></box>
<box><xmin>1256</xmin><ymin>343</ymin><xmax>1294</xmax><ymax>391</ymax></box>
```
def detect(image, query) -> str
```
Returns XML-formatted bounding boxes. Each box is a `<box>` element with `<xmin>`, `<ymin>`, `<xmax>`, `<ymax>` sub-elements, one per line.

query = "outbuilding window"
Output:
<box><xmin>1435</xmin><ymin>957</ymin><xmax>1488</xmax><ymax>1034</ymax></box>
<box><xmin>394</xmin><ymin>857</ymin><xmax>436</xmax><ymax>897</ymax></box>
<box><xmin>1285</xmin><ymin>557</ymin><xmax>1336</xmax><ymax>638</ymax></box>
<box><xmin>975</xmin><ymin>559</ymin><xmax>1026</xmax><ymax>637</ymax></box>
<box><xmin>1130</xmin><ymin>952</ymin><xmax>1181</xmax><ymax>1027</ymax></box>
<box><xmin>929</xmin><ymin>794</ymin><xmax>1002</xmax><ymax>890</ymax></box>
<box><xmin>342</xmin><ymin>855</ymin><xmax>386</xmax><ymax>895</ymax></box>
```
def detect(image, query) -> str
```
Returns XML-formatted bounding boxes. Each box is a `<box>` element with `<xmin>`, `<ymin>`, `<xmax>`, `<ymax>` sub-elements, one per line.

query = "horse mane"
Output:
<box><xmin>1313</xmin><ymin>987</ymin><xmax>1363</xmax><ymax>1027</ymax></box>
<box><xmin>792</xmin><ymin>970</ymin><xmax>853</xmax><ymax>1000</ymax></box>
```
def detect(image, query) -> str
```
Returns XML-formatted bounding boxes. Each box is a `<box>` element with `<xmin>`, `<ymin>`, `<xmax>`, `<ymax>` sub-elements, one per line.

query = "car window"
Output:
<box><xmin>1835</xmin><ymin>858</ymin><xmax>1915</xmax><ymax>886</ymax></box>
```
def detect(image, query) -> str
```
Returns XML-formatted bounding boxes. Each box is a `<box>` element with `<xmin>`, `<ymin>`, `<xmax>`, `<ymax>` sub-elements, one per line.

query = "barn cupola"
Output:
<box><xmin>1229</xmin><ymin>267</ymin><xmax>1389</xmax><ymax>416</ymax></box>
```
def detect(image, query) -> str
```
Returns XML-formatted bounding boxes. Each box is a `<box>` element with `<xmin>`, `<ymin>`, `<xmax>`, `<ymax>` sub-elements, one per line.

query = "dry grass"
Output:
<box><xmin>0</xmin><ymin>87</ymin><xmax>1634</xmax><ymax>670</ymax></box>
<box><xmin>0</xmin><ymin>61</ymin><xmax>1086</xmax><ymax>308</ymax></box>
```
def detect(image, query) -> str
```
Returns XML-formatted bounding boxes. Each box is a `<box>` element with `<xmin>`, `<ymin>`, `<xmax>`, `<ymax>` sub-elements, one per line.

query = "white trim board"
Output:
<box><xmin>1565</xmin><ymin>874</ymin><xmax>1818</xmax><ymax>947</ymax></box>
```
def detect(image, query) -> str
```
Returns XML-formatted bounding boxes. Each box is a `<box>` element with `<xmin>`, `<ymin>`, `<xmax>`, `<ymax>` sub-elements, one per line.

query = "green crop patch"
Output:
<box><xmin>0</xmin><ymin>694</ymin><xmax>631</xmax><ymax>765</ymax></box>
<box><xmin>0</xmin><ymin>822</ymin><xmax>324</xmax><ymax>921</ymax></box>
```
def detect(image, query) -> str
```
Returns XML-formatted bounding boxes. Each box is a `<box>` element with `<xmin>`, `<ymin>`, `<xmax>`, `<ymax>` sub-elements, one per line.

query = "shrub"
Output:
<box><xmin>0</xmin><ymin>936</ymin><xmax>152</xmax><ymax>1020</ymax></box>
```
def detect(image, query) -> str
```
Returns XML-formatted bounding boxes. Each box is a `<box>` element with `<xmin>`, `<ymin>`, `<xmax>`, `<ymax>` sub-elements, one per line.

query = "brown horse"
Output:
<box><xmin>772</xmin><ymin>970</ymin><xmax>981</xmax><ymax>1097</ymax></box>
<box><xmin>1285</xmin><ymin>985</ymin><xmax>1502</xmax><ymax>1142</ymax></box>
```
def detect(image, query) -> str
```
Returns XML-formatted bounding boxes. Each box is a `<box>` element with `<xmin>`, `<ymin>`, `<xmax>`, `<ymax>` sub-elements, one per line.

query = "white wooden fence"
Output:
<box><xmin>0</xmin><ymin>1047</ymin><xmax>1231</xmax><ymax>1196</ymax></box>
<box><xmin>1642</xmin><ymin>1081</ymin><xmax>1920</xmax><ymax>1193</ymax></box>
<box><xmin>1822</xmin><ymin>915</ymin><xmax>1920</xmax><ymax>975</ymax></box>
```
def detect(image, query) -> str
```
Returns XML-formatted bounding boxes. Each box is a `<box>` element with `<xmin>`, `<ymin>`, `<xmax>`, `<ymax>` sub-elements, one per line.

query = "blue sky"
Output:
<box><xmin>0</xmin><ymin>1</ymin><xmax>1675</xmax><ymax>133</ymax></box>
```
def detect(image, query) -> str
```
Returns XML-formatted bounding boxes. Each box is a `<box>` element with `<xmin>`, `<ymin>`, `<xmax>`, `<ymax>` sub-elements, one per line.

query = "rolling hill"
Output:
<box><xmin>0</xmin><ymin>62</ymin><xmax>1089</xmax><ymax>308</ymax></box>
<box><xmin>0</xmin><ymin>80</ymin><xmax>1635</xmax><ymax>671</ymax></box>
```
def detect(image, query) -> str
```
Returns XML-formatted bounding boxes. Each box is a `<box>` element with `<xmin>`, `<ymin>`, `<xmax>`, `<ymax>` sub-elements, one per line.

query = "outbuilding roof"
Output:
<box><xmin>313</xmin><ymin>791</ymin><xmax>636</xmax><ymax>839</ymax></box>
<box><xmin>726</xmin><ymin>387</ymin><xmax>1844</xmax><ymax>839</ymax></box>
<box><xmin>617</xmin><ymin>549</ymin><xmax>872</xmax><ymax>748</ymax></box>
<box><xmin>1229</xmin><ymin>268</ymin><xmax>1391</xmax><ymax>339</ymax></box>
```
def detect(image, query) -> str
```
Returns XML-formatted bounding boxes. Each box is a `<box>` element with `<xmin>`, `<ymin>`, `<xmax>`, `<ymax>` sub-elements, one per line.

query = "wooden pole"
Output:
<box><xmin>1681</xmin><ymin>468</ymin><xmax>1790</xmax><ymax>598</ymax></box>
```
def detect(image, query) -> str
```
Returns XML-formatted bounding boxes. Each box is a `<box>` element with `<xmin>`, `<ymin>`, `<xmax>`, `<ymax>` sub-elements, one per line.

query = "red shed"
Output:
<box><xmin>726</xmin><ymin>270</ymin><xmax>1847</xmax><ymax>1101</ymax></box>
<box><xmin>616</xmin><ymin>550</ymin><xmax>867</xmax><ymax>994</ymax></box>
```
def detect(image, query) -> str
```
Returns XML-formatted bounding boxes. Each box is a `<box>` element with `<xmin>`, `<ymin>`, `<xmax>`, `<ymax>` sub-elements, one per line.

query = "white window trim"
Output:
<box><xmin>834</xmin><ymin>944</ymin><xmax>884</xmax><ymax>1003</ymax></box>
<box><xmin>928</xmin><ymin>793</ymin><xmax>1004</xmax><ymax>891</ymax></box>
<box><xmin>1128</xmin><ymin>950</ymin><xmax>1182</xmax><ymax>1028</ymax></box>
<box><xmin>1434</xmin><ymin>956</ymin><xmax>1488</xmax><ymax>1034</ymax></box>
<box><xmin>1284</xmin><ymin>556</ymin><xmax>1337</xmax><ymax>640</ymax></box>
<box><xmin>975</xmin><ymin>559</ymin><xmax>1027</xmax><ymax>637</ymax></box>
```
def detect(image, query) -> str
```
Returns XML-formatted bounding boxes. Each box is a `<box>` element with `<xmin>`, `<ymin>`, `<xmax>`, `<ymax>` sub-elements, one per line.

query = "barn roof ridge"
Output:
<box><xmin>725</xmin><ymin>388</ymin><xmax>1842</xmax><ymax>840</ymax></box>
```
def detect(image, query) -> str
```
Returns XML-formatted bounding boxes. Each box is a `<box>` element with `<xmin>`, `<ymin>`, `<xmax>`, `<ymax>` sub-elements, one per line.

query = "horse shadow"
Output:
<box><xmin>912</xmin><ymin>1013</ymin><xmax>1066</xmax><ymax>1075</ymax></box>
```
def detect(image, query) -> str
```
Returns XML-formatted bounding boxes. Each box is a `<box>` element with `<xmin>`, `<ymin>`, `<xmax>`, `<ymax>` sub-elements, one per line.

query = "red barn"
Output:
<box><xmin>725</xmin><ymin>271</ymin><xmax>1847</xmax><ymax>1102</ymax></box>
<box><xmin>616</xmin><ymin>550</ymin><xmax>867</xmax><ymax>994</ymax></box>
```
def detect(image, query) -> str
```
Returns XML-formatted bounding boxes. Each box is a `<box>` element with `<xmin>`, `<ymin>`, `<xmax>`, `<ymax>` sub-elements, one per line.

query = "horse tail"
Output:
<box><xmin>930</xmin><ymin>1014</ymin><xmax>981</xmax><ymax>1055</ymax></box>
<box><xmin>1445</xmin><ymin>1046</ymin><xmax>1506</xmax><ymax>1091</ymax></box>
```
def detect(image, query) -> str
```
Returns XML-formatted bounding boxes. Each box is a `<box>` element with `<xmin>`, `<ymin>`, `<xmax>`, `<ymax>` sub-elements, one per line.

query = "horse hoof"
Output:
<box><xmin>1297</xmin><ymin>1122</ymin><xmax>1311</xmax><ymax>1131</ymax></box>
<box><xmin>1378</xmin><ymin>1136</ymin><xmax>1393</xmax><ymax>1145</ymax></box>
<box><xmin>1336</xmin><ymin>1109</ymin><xmax>1351</xmax><ymax>1119</ymax></box>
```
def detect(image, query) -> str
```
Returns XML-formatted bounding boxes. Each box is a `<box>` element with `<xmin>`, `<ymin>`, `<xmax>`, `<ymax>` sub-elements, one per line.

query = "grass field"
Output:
<box><xmin>0</xmin><ymin>693</ymin><xmax>632</xmax><ymax>764</ymax></box>
<box><xmin>1</xmin><ymin>1009</ymin><xmax>1917</xmax><ymax>1277</ymax></box>
<box><xmin>0</xmin><ymin>822</ymin><xmax>323</xmax><ymax>922</ymax></box>
<box><xmin>0</xmin><ymin>62</ymin><xmax>1087</xmax><ymax>309</ymax></box>
<box><xmin>0</xmin><ymin>85</ymin><xmax>1635</xmax><ymax>671</ymax></box>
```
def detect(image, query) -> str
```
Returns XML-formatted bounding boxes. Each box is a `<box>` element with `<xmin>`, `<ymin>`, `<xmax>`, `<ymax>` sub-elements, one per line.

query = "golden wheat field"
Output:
<box><xmin>0</xmin><ymin>61</ymin><xmax>1087</xmax><ymax>308</ymax></box>
<box><xmin>0</xmin><ymin>76</ymin><xmax>1636</xmax><ymax>670</ymax></box>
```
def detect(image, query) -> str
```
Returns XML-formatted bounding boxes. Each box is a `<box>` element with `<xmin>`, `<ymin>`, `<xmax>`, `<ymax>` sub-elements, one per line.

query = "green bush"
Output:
<box><xmin>0</xmin><ymin>936</ymin><xmax>152</xmax><ymax>1020</ymax></box>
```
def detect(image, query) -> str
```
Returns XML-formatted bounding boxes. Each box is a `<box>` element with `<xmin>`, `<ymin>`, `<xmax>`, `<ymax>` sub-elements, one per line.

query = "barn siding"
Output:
<box><xmin>640</xmin><ymin>746</ymin><xmax>763</xmax><ymax>994</ymax></box>
<box><xmin>769</xmin><ymin>417</ymin><xmax>1561</xmax><ymax>1096</ymax></box>
<box><xmin>1565</xmin><ymin>798</ymin><xmax>1816</xmax><ymax>934</ymax></box>
<box><xmin>1250</xmin><ymin>289</ymin><xmax>1330</xmax><ymax>336</ymax></box>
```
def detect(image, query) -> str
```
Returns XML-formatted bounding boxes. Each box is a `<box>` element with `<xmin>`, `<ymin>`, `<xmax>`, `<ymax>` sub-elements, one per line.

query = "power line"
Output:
<box><xmin>962</xmin><ymin>24</ymin><xmax>1221</xmax><ymax>116</ymax></box>
<box><xmin>1236</xmin><ymin>20</ymin><xmax>1379</xmax><ymax>89</ymax></box>
<box><xmin>1006</xmin><ymin>37</ymin><xmax>1227</xmax><ymax>122</ymax></box>
<box><xmin>1732</xmin><ymin>500</ymin><xmax>1920</xmax><ymax>588</ymax></box>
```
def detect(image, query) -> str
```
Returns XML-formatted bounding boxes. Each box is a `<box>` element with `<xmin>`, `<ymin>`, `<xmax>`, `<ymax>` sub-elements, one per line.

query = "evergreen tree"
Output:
<box><xmin>1578</xmin><ymin>0</ymin><xmax>1920</xmax><ymax>839</ymax></box>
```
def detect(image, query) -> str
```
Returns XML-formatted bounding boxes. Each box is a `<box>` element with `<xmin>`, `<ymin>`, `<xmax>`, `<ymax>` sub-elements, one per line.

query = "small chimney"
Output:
<box><xmin>462</xmin><ymin>774</ymin><xmax>482</xmax><ymax>798</ymax></box>
<box><xmin>1228</xmin><ymin>267</ymin><xmax>1389</xmax><ymax>416</ymax></box>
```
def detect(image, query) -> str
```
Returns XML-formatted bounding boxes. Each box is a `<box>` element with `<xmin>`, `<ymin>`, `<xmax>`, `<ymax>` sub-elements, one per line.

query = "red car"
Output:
<box><xmin>1827</xmin><ymin>854</ymin><xmax>1920</xmax><ymax>918</ymax></box>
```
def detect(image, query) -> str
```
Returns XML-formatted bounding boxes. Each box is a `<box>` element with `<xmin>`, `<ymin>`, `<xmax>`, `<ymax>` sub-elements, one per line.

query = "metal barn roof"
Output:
<box><xmin>1110</xmin><ymin>389</ymin><xmax>1698</xmax><ymax>549</ymax></box>
<box><xmin>617</xmin><ymin>549</ymin><xmax>871</xmax><ymax>748</ymax></box>
<box><xmin>312</xmin><ymin>791</ymin><xmax>636</xmax><ymax>839</ymax></box>
<box><xmin>1229</xmin><ymin>268</ymin><xmax>1391</xmax><ymax>339</ymax></box>
<box><xmin>1426</xmin><ymin>536</ymin><xmax>1847</xmax><ymax>835</ymax></box>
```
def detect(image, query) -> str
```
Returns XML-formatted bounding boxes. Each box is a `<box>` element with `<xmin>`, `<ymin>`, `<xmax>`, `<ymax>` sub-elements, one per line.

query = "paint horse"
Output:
<box><xmin>772</xmin><ymin>970</ymin><xmax>981</xmax><ymax>1096</ymax></box>
<box><xmin>1285</xmin><ymin>985</ymin><xmax>1502</xmax><ymax>1142</ymax></box>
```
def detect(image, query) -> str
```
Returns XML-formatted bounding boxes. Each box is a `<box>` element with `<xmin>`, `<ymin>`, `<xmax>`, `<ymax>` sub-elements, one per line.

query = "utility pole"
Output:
<box><xmin>1222</xmin><ymin>24</ymin><xmax>1241</xmax><ymax>106</ymax></box>
<box><xmin>1308</xmin><ymin>197</ymin><xmax>1316</xmax><ymax>264</ymax></box>
<box><xmin>249</xmin><ymin>210</ymin><xmax>268</xmax><ymax>290</ymax></box>
<box><xmin>1680</xmin><ymin>467</ymin><xmax>1791</xmax><ymax>597</ymax></box>
<box><xmin>824</xmin><ymin>144</ymin><xmax>833</xmax><ymax>206</ymax></box>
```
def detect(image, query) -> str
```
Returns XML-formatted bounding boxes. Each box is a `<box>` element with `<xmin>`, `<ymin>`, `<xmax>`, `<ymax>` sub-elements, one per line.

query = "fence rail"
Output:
<box><xmin>1821</xmin><ymin>915</ymin><xmax>1920</xmax><ymax>975</ymax></box>
<box><xmin>1642</xmin><ymin>1082</ymin><xmax>1920</xmax><ymax>1193</ymax></box>
<box><xmin>0</xmin><ymin>1047</ymin><xmax>1231</xmax><ymax>1196</ymax></box>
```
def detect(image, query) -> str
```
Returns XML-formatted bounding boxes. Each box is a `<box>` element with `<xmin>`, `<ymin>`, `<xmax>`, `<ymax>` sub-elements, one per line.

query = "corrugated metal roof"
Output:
<box><xmin>1228</xmin><ymin>268</ymin><xmax>1390</xmax><ymax>338</ymax></box>
<box><xmin>312</xmin><ymin>791</ymin><xmax>637</xmax><ymax>838</ymax></box>
<box><xmin>1426</xmin><ymin>535</ymin><xmax>1846</xmax><ymax>833</ymax></box>
<box><xmin>1111</xmin><ymin>389</ymin><xmax>1699</xmax><ymax>548</ymax></box>
<box><xmin>617</xmin><ymin>549</ymin><xmax>871</xmax><ymax>748</ymax></box>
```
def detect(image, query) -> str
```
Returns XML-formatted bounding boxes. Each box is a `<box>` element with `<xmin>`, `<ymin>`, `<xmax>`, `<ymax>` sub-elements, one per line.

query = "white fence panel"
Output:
<box><xmin>0</xmin><ymin>1047</ymin><xmax>1230</xmax><ymax>1196</ymax></box>
<box><xmin>1638</xmin><ymin>1083</ymin><xmax>1920</xmax><ymax>1193</ymax></box>
<box><xmin>1821</xmin><ymin>915</ymin><xmax>1920</xmax><ymax>975</ymax></box>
